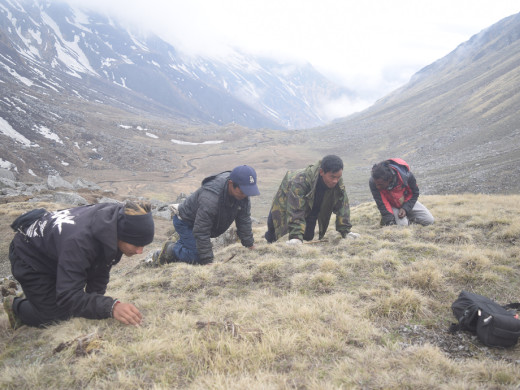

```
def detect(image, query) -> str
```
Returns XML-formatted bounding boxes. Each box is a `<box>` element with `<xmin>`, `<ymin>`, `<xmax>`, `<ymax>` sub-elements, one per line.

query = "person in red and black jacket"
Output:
<box><xmin>369</xmin><ymin>158</ymin><xmax>434</xmax><ymax>226</ymax></box>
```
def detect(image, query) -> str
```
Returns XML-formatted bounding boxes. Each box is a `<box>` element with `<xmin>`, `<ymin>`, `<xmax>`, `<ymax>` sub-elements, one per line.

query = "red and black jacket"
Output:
<box><xmin>369</xmin><ymin>158</ymin><xmax>419</xmax><ymax>225</ymax></box>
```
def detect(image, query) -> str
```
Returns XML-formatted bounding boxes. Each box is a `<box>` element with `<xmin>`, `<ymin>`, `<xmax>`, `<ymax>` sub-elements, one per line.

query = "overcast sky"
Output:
<box><xmin>61</xmin><ymin>0</ymin><xmax>519</xmax><ymax>116</ymax></box>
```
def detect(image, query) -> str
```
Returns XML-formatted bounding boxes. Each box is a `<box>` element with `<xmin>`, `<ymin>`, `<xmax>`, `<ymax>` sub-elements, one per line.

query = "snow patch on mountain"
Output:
<box><xmin>41</xmin><ymin>11</ymin><xmax>97</xmax><ymax>76</ymax></box>
<box><xmin>0</xmin><ymin>158</ymin><xmax>17</xmax><ymax>171</ymax></box>
<box><xmin>0</xmin><ymin>62</ymin><xmax>33</xmax><ymax>86</ymax></box>
<box><xmin>0</xmin><ymin>117</ymin><xmax>35</xmax><ymax>146</ymax></box>
<box><xmin>171</xmin><ymin>139</ymin><xmax>224</xmax><ymax>145</ymax></box>
<box><xmin>33</xmin><ymin>125</ymin><xmax>63</xmax><ymax>144</ymax></box>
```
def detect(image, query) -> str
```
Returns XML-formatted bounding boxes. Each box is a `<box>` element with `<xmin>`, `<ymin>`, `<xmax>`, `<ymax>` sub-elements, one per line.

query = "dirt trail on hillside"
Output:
<box><xmin>98</xmin><ymin>133</ymin><xmax>278</xmax><ymax>190</ymax></box>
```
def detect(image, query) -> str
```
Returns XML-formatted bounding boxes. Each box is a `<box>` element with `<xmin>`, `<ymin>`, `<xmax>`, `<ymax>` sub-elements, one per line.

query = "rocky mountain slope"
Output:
<box><xmin>313</xmin><ymin>12</ymin><xmax>520</xmax><ymax>198</ymax></box>
<box><xmin>0</xmin><ymin>0</ymin><xmax>355</xmax><ymax>190</ymax></box>
<box><xmin>1</xmin><ymin>2</ymin><xmax>519</xmax><ymax>209</ymax></box>
<box><xmin>0</xmin><ymin>0</ymin><xmax>351</xmax><ymax>131</ymax></box>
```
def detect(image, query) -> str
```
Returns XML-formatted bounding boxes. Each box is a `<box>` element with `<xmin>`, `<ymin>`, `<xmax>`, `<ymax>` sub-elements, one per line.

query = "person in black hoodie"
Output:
<box><xmin>4</xmin><ymin>201</ymin><xmax>154</xmax><ymax>329</ymax></box>
<box><xmin>151</xmin><ymin>165</ymin><xmax>260</xmax><ymax>265</ymax></box>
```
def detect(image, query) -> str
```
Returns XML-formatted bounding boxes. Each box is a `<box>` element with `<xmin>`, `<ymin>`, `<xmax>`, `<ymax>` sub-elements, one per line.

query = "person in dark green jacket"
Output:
<box><xmin>264</xmin><ymin>155</ymin><xmax>359</xmax><ymax>244</ymax></box>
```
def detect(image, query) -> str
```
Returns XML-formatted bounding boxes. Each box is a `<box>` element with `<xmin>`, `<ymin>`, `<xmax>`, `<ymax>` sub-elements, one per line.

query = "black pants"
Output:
<box><xmin>264</xmin><ymin>212</ymin><xmax>276</xmax><ymax>243</ymax></box>
<box><xmin>303</xmin><ymin>215</ymin><xmax>317</xmax><ymax>241</ymax></box>
<box><xmin>9</xmin><ymin>241</ymin><xmax>70</xmax><ymax>327</ymax></box>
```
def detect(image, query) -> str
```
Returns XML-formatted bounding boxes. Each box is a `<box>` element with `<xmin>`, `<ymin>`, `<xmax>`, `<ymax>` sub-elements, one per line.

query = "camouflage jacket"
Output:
<box><xmin>269</xmin><ymin>161</ymin><xmax>352</xmax><ymax>241</ymax></box>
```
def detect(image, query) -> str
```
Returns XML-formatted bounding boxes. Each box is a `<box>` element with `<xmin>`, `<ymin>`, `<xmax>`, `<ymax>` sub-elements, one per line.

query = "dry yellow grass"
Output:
<box><xmin>1</xmin><ymin>194</ymin><xmax>520</xmax><ymax>389</ymax></box>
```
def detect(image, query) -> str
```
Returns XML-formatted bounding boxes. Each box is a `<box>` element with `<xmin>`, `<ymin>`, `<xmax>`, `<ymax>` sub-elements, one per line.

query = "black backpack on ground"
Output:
<box><xmin>450</xmin><ymin>290</ymin><xmax>520</xmax><ymax>348</ymax></box>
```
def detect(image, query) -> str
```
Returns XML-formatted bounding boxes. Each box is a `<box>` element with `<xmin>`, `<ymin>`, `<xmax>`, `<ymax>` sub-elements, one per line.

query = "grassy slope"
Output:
<box><xmin>1</xmin><ymin>194</ymin><xmax>520</xmax><ymax>389</ymax></box>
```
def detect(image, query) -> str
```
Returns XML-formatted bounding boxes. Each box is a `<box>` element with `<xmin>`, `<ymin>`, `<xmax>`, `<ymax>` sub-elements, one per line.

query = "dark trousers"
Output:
<box><xmin>172</xmin><ymin>215</ymin><xmax>201</xmax><ymax>264</ymax></box>
<box><xmin>9</xmin><ymin>241</ymin><xmax>70</xmax><ymax>327</ymax></box>
<box><xmin>303</xmin><ymin>215</ymin><xmax>317</xmax><ymax>241</ymax></box>
<box><xmin>264</xmin><ymin>212</ymin><xmax>276</xmax><ymax>243</ymax></box>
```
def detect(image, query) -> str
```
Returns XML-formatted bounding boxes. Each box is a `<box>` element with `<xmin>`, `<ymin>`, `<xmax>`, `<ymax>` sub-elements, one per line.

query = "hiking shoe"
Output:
<box><xmin>150</xmin><ymin>242</ymin><xmax>178</xmax><ymax>266</ymax></box>
<box><xmin>3</xmin><ymin>295</ymin><xmax>23</xmax><ymax>330</ymax></box>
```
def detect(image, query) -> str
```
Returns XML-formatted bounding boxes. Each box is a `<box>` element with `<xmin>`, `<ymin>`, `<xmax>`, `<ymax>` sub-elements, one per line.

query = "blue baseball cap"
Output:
<box><xmin>229</xmin><ymin>165</ymin><xmax>260</xmax><ymax>197</ymax></box>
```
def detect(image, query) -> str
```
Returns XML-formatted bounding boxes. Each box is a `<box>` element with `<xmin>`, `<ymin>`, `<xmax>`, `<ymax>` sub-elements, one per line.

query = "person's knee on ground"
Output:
<box><xmin>12</xmin><ymin>296</ymin><xmax>70</xmax><ymax>328</ymax></box>
<box><xmin>411</xmin><ymin>214</ymin><xmax>434</xmax><ymax>226</ymax></box>
<box><xmin>409</xmin><ymin>201</ymin><xmax>434</xmax><ymax>226</ymax></box>
<box><xmin>392</xmin><ymin>207</ymin><xmax>409</xmax><ymax>226</ymax></box>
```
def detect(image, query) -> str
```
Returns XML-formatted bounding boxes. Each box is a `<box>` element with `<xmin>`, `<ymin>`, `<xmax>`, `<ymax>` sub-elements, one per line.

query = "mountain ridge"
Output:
<box><xmin>311</xmin><ymin>11</ymin><xmax>520</xmax><ymax>200</ymax></box>
<box><xmin>0</xmin><ymin>0</ymin><xmax>351</xmax><ymax>130</ymax></box>
<box><xmin>1</xmin><ymin>2</ymin><xmax>520</xmax><ymax>208</ymax></box>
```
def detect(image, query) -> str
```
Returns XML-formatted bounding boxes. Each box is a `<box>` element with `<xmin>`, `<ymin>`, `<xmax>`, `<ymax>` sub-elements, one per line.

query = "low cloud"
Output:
<box><xmin>318</xmin><ymin>95</ymin><xmax>373</xmax><ymax>122</ymax></box>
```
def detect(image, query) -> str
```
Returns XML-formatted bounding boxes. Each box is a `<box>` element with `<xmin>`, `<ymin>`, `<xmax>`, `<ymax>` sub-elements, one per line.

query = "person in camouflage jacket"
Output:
<box><xmin>264</xmin><ymin>155</ymin><xmax>357</xmax><ymax>243</ymax></box>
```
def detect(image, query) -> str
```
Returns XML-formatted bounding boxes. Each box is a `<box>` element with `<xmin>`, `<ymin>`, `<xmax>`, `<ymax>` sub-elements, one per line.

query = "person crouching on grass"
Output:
<box><xmin>369</xmin><ymin>158</ymin><xmax>434</xmax><ymax>226</ymax></box>
<box><xmin>264</xmin><ymin>155</ymin><xmax>359</xmax><ymax>244</ymax></box>
<box><xmin>150</xmin><ymin>165</ymin><xmax>260</xmax><ymax>265</ymax></box>
<box><xmin>3</xmin><ymin>201</ymin><xmax>154</xmax><ymax>329</ymax></box>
